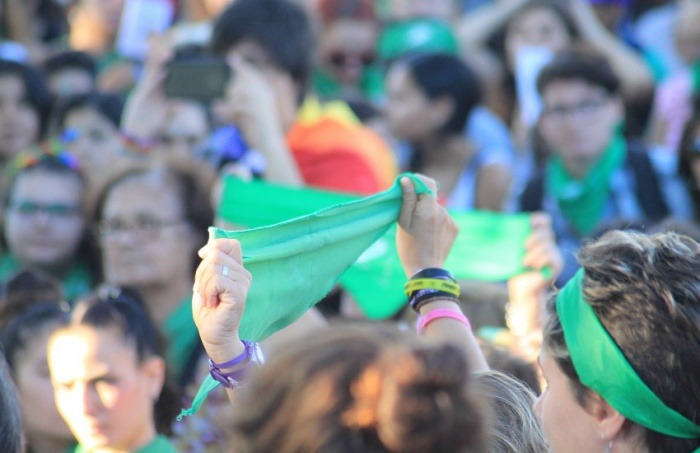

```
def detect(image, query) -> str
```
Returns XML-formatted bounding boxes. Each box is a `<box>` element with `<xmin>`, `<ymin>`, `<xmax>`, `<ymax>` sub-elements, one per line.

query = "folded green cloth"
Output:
<box><xmin>217</xmin><ymin>177</ymin><xmax>533</xmax><ymax>320</ymax></box>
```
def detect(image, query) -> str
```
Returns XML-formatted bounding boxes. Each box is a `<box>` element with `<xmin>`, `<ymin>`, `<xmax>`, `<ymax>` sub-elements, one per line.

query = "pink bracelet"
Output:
<box><xmin>416</xmin><ymin>308</ymin><xmax>471</xmax><ymax>334</ymax></box>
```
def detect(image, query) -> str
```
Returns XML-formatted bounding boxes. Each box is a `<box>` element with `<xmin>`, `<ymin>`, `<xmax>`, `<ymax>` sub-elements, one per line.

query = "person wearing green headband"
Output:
<box><xmin>537</xmin><ymin>230</ymin><xmax>700</xmax><ymax>452</ymax></box>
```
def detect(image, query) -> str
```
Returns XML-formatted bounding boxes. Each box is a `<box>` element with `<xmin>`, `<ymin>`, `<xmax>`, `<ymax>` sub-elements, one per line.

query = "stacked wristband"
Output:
<box><xmin>404</xmin><ymin>268</ymin><xmax>461</xmax><ymax>312</ymax></box>
<box><xmin>209</xmin><ymin>340</ymin><xmax>261</xmax><ymax>389</ymax></box>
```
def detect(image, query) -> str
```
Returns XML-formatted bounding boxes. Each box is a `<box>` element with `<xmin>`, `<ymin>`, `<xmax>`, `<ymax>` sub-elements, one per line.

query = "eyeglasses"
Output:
<box><xmin>7</xmin><ymin>200</ymin><xmax>82</xmax><ymax>219</ymax></box>
<box><xmin>541</xmin><ymin>97</ymin><xmax>609</xmax><ymax>121</ymax></box>
<box><xmin>327</xmin><ymin>50</ymin><xmax>376</xmax><ymax>69</ymax></box>
<box><xmin>98</xmin><ymin>215</ymin><xmax>185</xmax><ymax>240</ymax></box>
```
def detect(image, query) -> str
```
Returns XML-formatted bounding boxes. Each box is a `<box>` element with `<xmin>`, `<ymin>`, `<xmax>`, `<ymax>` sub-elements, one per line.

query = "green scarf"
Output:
<box><xmin>546</xmin><ymin>130</ymin><xmax>627</xmax><ymax>236</ymax></box>
<box><xmin>0</xmin><ymin>253</ymin><xmax>94</xmax><ymax>302</ymax></box>
<box><xmin>162</xmin><ymin>296</ymin><xmax>200</xmax><ymax>384</ymax></box>
<box><xmin>70</xmin><ymin>434</ymin><xmax>177</xmax><ymax>453</ymax></box>
<box><xmin>557</xmin><ymin>270</ymin><xmax>700</xmax><ymax>443</ymax></box>
<box><xmin>217</xmin><ymin>176</ymin><xmax>535</xmax><ymax>319</ymax></box>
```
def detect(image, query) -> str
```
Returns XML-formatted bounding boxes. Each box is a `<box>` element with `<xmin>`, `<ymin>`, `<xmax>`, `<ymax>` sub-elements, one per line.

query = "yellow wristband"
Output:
<box><xmin>404</xmin><ymin>278</ymin><xmax>461</xmax><ymax>297</ymax></box>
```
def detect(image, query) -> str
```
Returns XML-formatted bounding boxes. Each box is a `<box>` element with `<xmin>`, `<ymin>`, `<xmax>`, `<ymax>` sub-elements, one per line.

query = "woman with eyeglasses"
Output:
<box><xmin>47</xmin><ymin>286</ymin><xmax>180</xmax><ymax>453</ymax></box>
<box><xmin>0</xmin><ymin>145</ymin><xmax>99</xmax><ymax>301</ymax></box>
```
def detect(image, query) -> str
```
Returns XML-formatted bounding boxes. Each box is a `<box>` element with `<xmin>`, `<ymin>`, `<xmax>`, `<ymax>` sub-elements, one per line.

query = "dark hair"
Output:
<box><xmin>68</xmin><ymin>286</ymin><xmax>180</xmax><ymax>435</ymax></box>
<box><xmin>317</xmin><ymin>0</ymin><xmax>376</xmax><ymax>25</ymax></box>
<box><xmin>0</xmin><ymin>353</ymin><xmax>22</xmax><ymax>453</ymax></box>
<box><xmin>210</xmin><ymin>0</ymin><xmax>314</xmax><ymax>97</ymax></box>
<box><xmin>398</xmin><ymin>53</ymin><xmax>482</xmax><ymax>135</ymax></box>
<box><xmin>4</xmin><ymin>152</ymin><xmax>85</xmax><ymax>207</ymax></box>
<box><xmin>231</xmin><ymin>324</ymin><xmax>487</xmax><ymax>453</ymax></box>
<box><xmin>0</xmin><ymin>269</ymin><xmax>68</xmax><ymax>373</ymax></box>
<box><xmin>543</xmin><ymin>230</ymin><xmax>700</xmax><ymax>452</ymax></box>
<box><xmin>50</xmin><ymin>91</ymin><xmax>124</xmax><ymax>134</ymax></box>
<box><xmin>536</xmin><ymin>46</ymin><xmax>620</xmax><ymax>96</ymax></box>
<box><xmin>42</xmin><ymin>51</ymin><xmax>97</xmax><ymax>79</ymax></box>
<box><xmin>677</xmin><ymin>94</ymin><xmax>700</xmax><ymax>220</ymax></box>
<box><xmin>0</xmin><ymin>59</ymin><xmax>51</xmax><ymax>137</ymax></box>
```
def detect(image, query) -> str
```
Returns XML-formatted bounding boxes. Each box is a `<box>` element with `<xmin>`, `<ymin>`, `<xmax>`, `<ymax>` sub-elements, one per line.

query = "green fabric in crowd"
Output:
<box><xmin>211</xmin><ymin>174</ymin><xmax>431</xmax><ymax>341</ymax></box>
<box><xmin>70</xmin><ymin>434</ymin><xmax>177</xmax><ymax>453</ymax></box>
<box><xmin>162</xmin><ymin>296</ymin><xmax>200</xmax><ymax>384</ymax></box>
<box><xmin>217</xmin><ymin>176</ymin><xmax>534</xmax><ymax>319</ymax></box>
<box><xmin>546</xmin><ymin>127</ymin><xmax>627</xmax><ymax>236</ymax></box>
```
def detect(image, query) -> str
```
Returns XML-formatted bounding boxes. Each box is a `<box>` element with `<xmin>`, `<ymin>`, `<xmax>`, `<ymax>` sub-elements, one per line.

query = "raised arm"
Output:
<box><xmin>192</xmin><ymin>239</ymin><xmax>251</xmax><ymax>404</ymax></box>
<box><xmin>397</xmin><ymin>175</ymin><xmax>489</xmax><ymax>372</ymax></box>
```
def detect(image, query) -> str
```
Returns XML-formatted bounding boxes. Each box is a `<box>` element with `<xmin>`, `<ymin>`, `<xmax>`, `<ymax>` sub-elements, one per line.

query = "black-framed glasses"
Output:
<box><xmin>541</xmin><ymin>97</ymin><xmax>609</xmax><ymax>121</ymax></box>
<box><xmin>7</xmin><ymin>200</ymin><xmax>82</xmax><ymax>219</ymax></box>
<box><xmin>98</xmin><ymin>215</ymin><xmax>185</xmax><ymax>239</ymax></box>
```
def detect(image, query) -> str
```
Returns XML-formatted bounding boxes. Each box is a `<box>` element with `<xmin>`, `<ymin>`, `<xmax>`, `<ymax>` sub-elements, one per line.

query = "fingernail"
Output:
<box><xmin>198</xmin><ymin>245</ymin><xmax>209</xmax><ymax>257</ymax></box>
<box><xmin>192</xmin><ymin>281</ymin><xmax>199</xmax><ymax>292</ymax></box>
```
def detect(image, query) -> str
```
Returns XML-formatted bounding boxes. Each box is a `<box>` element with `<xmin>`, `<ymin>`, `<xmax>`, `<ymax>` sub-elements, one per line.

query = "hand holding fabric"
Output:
<box><xmin>192</xmin><ymin>239</ymin><xmax>251</xmax><ymax>363</ymax></box>
<box><xmin>396</xmin><ymin>175</ymin><xmax>459</xmax><ymax>277</ymax></box>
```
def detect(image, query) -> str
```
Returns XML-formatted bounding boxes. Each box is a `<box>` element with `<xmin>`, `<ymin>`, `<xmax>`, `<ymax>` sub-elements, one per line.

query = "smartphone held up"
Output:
<box><xmin>164</xmin><ymin>50</ymin><xmax>232</xmax><ymax>103</ymax></box>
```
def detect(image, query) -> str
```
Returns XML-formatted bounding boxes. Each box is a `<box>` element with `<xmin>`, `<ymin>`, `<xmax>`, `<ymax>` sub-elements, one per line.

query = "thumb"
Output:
<box><xmin>399</xmin><ymin>176</ymin><xmax>418</xmax><ymax>229</ymax></box>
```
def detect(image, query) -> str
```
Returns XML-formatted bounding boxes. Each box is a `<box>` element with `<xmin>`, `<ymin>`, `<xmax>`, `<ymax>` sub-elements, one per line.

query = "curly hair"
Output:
<box><xmin>543</xmin><ymin>230</ymin><xmax>700</xmax><ymax>452</ymax></box>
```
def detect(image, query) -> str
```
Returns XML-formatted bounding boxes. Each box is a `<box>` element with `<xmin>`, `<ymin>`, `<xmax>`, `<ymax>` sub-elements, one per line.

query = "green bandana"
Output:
<box><xmin>179</xmin><ymin>174</ymin><xmax>430</xmax><ymax>419</ymax></box>
<box><xmin>162</xmin><ymin>296</ymin><xmax>200</xmax><ymax>383</ymax></box>
<box><xmin>692</xmin><ymin>59</ymin><xmax>700</xmax><ymax>95</ymax></box>
<box><xmin>557</xmin><ymin>270</ymin><xmax>700</xmax><ymax>441</ymax></box>
<box><xmin>217</xmin><ymin>176</ymin><xmax>536</xmax><ymax>319</ymax></box>
<box><xmin>546</xmin><ymin>129</ymin><xmax>627</xmax><ymax>236</ymax></box>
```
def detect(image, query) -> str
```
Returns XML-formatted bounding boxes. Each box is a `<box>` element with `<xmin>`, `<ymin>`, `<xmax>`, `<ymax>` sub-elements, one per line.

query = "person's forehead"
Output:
<box><xmin>104</xmin><ymin>175</ymin><xmax>183</xmax><ymax>216</ymax></box>
<box><xmin>542</xmin><ymin>79</ymin><xmax>608</xmax><ymax>101</ymax></box>
<box><xmin>11</xmin><ymin>171</ymin><xmax>82</xmax><ymax>199</ymax></box>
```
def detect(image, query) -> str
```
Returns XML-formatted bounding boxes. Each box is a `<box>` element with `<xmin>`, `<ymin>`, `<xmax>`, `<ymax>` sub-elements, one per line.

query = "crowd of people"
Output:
<box><xmin>0</xmin><ymin>0</ymin><xmax>699</xmax><ymax>452</ymax></box>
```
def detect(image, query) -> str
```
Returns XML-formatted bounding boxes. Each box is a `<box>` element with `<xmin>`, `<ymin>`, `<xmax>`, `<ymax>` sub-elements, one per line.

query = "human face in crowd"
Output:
<box><xmin>0</xmin><ymin>74</ymin><xmax>41</xmax><ymax>161</ymax></box>
<box><xmin>5</xmin><ymin>170</ymin><xmax>85</xmax><ymax>269</ymax></box>
<box><xmin>539</xmin><ymin>79</ymin><xmax>623</xmax><ymax>176</ymax></box>
<box><xmin>15</xmin><ymin>323</ymin><xmax>74</xmax><ymax>448</ymax></box>
<box><xmin>48</xmin><ymin>326</ymin><xmax>162</xmax><ymax>451</ymax></box>
<box><xmin>99</xmin><ymin>174</ymin><xmax>196</xmax><ymax>288</ymax></box>
<box><xmin>63</xmin><ymin>106</ymin><xmax>124</xmax><ymax>180</ymax></box>
<box><xmin>534</xmin><ymin>350</ymin><xmax>603</xmax><ymax>453</ymax></box>
<box><xmin>320</xmin><ymin>19</ymin><xmax>377</xmax><ymax>87</ymax></box>
<box><xmin>384</xmin><ymin>63</ymin><xmax>448</xmax><ymax>142</ymax></box>
<box><xmin>155</xmin><ymin>102</ymin><xmax>210</xmax><ymax>160</ymax></box>
<box><xmin>505</xmin><ymin>6</ymin><xmax>572</xmax><ymax>70</ymax></box>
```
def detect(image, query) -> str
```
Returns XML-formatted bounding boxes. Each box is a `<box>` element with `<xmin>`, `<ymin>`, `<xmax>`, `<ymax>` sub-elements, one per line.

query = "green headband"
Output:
<box><xmin>556</xmin><ymin>270</ymin><xmax>700</xmax><ymax>440</ymax></box>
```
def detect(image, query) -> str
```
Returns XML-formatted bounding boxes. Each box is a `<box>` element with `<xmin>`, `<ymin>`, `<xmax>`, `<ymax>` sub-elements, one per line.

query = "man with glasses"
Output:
<box><xmin>519</xmin><ymin>47</ymin><xmax>671</xmax><ymax>284</ymax></box>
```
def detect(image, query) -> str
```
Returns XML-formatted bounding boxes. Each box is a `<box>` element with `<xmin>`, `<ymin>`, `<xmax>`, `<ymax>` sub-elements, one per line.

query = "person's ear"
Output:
<box><xmin>140</xmin><ymin>356</ymin><xmax>166</xmax><ymax>400</ymax></box>
<box><xmin>588</xmin><ymin>392</ymin><xmax>627</xmax><ymax>441</ymax></box>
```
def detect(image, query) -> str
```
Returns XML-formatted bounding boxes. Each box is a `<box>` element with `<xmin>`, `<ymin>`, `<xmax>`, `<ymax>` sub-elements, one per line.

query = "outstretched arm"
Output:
<box><xmin>397</xmin><ymin>175</ymin><xmax>489</xmax><ymax>373</ymax></box>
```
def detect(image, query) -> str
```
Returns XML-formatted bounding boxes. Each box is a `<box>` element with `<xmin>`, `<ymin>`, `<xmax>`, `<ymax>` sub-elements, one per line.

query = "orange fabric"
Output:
<box><xmin>286</xmin><ymin>117</ymin><xmax>397</xmax><ymax>195</ymax></box>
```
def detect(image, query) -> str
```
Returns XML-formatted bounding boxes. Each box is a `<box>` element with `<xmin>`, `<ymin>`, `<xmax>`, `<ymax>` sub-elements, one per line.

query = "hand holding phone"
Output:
<box><xmin>164</xmin><ymin>53</ymin><xmax>232</xmax><ymax>103</ymax></box>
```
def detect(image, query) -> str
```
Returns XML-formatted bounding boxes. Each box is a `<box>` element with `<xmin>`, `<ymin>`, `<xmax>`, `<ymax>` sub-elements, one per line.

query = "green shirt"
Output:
<box><xmin>70</xmin><ymin>434</ymin><xmax>177</xmax><ymax>453</ymax></box>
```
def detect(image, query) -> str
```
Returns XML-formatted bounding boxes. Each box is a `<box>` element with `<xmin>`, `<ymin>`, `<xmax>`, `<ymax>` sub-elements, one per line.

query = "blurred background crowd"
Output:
<box><xmin>0</xmin><ymin>0</ymin><xmax>699</xmax><ymax>451</ymax></box>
